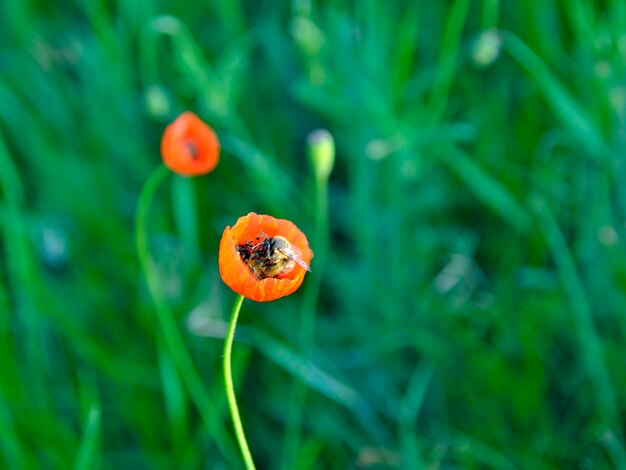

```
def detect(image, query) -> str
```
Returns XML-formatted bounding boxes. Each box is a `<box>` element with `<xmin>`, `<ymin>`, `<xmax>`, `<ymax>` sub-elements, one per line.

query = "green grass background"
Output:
<box><xmin>2</xmin><ymin>0</ymin><xmax>626</xmax><ymax>468</ymax></box>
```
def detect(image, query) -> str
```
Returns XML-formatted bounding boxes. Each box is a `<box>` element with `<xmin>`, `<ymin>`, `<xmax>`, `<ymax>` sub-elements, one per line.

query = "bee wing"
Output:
<box><xmin>278</xmin><ymin>248</ymin><xmax>311</xmax><ymax>272</ymax></box>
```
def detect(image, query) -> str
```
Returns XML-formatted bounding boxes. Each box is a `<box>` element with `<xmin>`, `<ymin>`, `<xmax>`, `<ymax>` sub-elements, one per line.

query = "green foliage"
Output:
<box><xmin>2</xmin><ymin>0</ymin><xmax>626</xmax><ymax>468</ymax></box>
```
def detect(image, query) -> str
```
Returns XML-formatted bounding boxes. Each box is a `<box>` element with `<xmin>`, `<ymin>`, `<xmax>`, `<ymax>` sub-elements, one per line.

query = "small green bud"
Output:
<box><xmin>145</xmin><ymin>84</ymin><xmax>170</xmax><ymax>119</ymax></box>
<box><xmin>290</xmin><ymin>15</ymin><xmax>325</xmax><ymax>56</ymax></box>
<box><xmin>472</xmin><ymin>29</ymin><xmax>502</xmax><ymax>68</ymax></box>
<box><xmin>307</xmin><ymin>129</ymin><xmax>335</xmax><ymax>181</ymax></box>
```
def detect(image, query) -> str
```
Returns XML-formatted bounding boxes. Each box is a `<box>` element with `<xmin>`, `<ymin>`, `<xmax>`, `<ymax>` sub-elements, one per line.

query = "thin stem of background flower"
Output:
<box><xmin>223</xmin><ymin>293</ymin><xmax>256</xmax><ymax>470</ymax></box>
<box><xmin>135</xmin><ymin>164</ymin><xmax>236</xmax><ymax>465</ymax></box>
<box><xmin>281</xmin><ymin>135</ymin><xmax>331</xmax><ymax>468</ymax></box>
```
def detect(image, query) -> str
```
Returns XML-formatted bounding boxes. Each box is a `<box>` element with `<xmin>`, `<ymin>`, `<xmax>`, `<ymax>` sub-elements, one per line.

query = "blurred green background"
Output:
<box><xmin>2</xmin><ymin>0</ymin><xmax>626</xmax><ymax>468</ymax></box>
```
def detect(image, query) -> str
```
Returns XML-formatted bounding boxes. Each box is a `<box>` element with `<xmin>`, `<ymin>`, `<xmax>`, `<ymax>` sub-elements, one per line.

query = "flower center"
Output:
<box><xmin>236</xmin><ymin>234</ymin><xmax>296</xmax><ymax>280</ymax></box>
<box><xmin>185</xmin><ymin>140</ymin><xmax>199</xmax><ymax>159</ymax></box>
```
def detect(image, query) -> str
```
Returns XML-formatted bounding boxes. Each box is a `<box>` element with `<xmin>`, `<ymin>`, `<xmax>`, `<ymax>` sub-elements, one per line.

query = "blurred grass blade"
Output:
<box><xmin>437</xmin><ymin>145</ymin><xmax>531</xmax><ymax>233</ymax></box>
<box><xmin>391</xmin><ymin>2</ymin><xmax>421</xmax><ymax>102</ymax></box>
<box><xmin>73</xmin><ymin>399</ymin><xmax>102</xmax><ymax>470</ymax></box>
<box><xmin>0</xmin><ymin>132</ymin><xmax>28</xmax><ymax>468</ymax></box>
<box><xmin>0</xmin><ymin>388</ymin><xmax>28</xmax><ymax>469</ymax></box>
<box><xmin>0</xmin><ymin>131</ymin><xmax>50</xmax><ymax>407</ymax></box>
<box><xmin>172</xmin><ymin>175</ymin><xmax>200</xmax><ymax>261</ymax></box>
<box><xmin>500</xmin><ymin>29</ymin><xmax>626</xmax><ymax>218</ymax></box>
<box><xmin>501</xmin><ymin>31</ymin><xmax>611</xmax><ymax>162</ymax></box>
<box><xmin>135</xmin><ymin>165</ymin><xmax>237</xmax><ymax>465</ymax></box>
<box><xmin>530</xmin><ymin>196</ymin><xmax>623</xmax><ymax>440</ymax></box>
<box><xmin>219</xmin><ymin>132</ymin><xmax>301</xmax><ymax>211</ymax></box>
<box><xmin>158</xmin><ymin>342</ymin><xmax>189</xmax><ymax>451</ymax></box>
<box><xmin>481</xmin><ymin>0</ymin><xmax>500</xmax><ymax>29</ymax></box>
<box><xmin>449</xmin><ymin>432</ymin><xmax>516</xmax><ymax>470</ymax></box>
<box><xmin>600</xmin><ymin>429</ymin><xmax>626</xmax><ymax>469</ymax></box>
<box><xmin>398</xmin><ymin>363</ymin><xmax>435</xmax><ymax>468</ymax></box>
<box><xmin>143</xmin><ymin>14</ymin><xmax>250</xmax><ymax>135</ymax></box>
<box><xmin>243</xmin><ymin>328</ymin><xmax>392</xmax><ymax>445</ymax></box>
<box><xmin>427</xmin><ymin>0</ymin><xmax>472</xmax><ymax>121</ymax></box>
<box><xmin>0</xmin><ymin>130</ymin><xmax>30</xmax><ymax>307</ymax></box>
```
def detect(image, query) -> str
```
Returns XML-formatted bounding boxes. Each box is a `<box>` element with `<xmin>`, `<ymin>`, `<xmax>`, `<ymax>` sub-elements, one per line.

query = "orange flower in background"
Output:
<box><xmin>219</xmin><ymin>213</ymin><xmax>313</xmax><ymax>302</ymax></box>
<box><xmin>161</xmin><ymin>112</ymin><xmax>220</xmax><ymax>176</ymax></box>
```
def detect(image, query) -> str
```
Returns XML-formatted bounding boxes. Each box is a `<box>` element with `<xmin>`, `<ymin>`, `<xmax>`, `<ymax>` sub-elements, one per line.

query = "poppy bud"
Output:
<box><xmin>307</xmin><ymin>129</ymin><xmax>335</xmax><ymax>182</ymax></box>
<box><xmin>472</xmin><ymin>29</ymin><xmax>502</xmax><ymax>68</ymax></box>
<box><xmin>161</xmin><ymin>112</ymin><xmax>220</xmax><ymax>176</ymax></box>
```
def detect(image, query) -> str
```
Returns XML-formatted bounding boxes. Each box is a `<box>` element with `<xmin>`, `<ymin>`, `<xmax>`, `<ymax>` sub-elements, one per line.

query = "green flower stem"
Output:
<box><xmin>302</xmin><ymin>176</ymin><xmax>329</xmax><ymax>351</ymax></box>
<box><xmin>223</xmin><ymin>294</ymin><xmax>256</xmax><ymax>470</ymax></box>
<box><xmin>281</xmin><ymin>175</ymin><xmax>329</xmax><ymax>468</ymax></box>
<box><xmin>135</xmin><ymin>164</ymin><xmax>234</xmax><ymax>464</ymax></box>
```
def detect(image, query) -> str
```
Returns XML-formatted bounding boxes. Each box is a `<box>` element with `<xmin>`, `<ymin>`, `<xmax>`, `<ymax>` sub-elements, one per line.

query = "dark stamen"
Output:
<box><xmin>185</xmin><ymin>141</ymin><xmax>199</xmax><ymax>159</ymax></box>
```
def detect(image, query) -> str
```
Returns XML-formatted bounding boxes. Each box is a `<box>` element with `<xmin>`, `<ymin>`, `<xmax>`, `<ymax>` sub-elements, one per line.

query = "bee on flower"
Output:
<box><xmin>236</xmin><ymin>231</ymin><xmax>311</xmax><ymax>280</ymax></box>
<box><xmin>219</xmin><ymin>213</ymin><xmax>313</xmax><ymax>302</ymax></box>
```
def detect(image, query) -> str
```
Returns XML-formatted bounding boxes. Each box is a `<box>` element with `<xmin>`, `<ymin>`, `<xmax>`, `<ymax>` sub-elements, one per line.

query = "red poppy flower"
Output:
<box><xmin>219</xmin><ymin>213</ymin><xmax>313</xmax><ymax>302</ymax></box>
<box><xmin>161</xmin><ymin>112</ymin><xmax>220</xmax><ymax>176</ymax></box>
